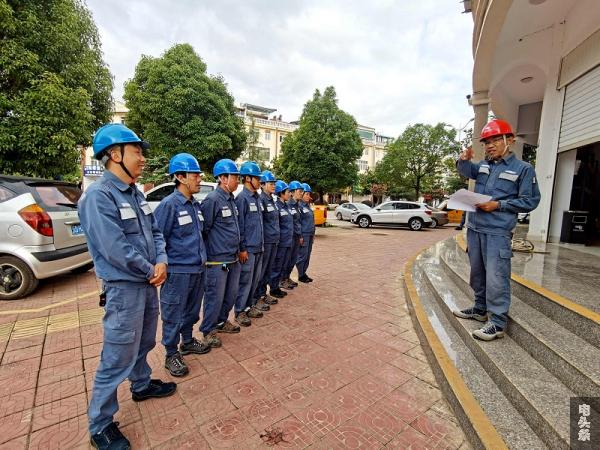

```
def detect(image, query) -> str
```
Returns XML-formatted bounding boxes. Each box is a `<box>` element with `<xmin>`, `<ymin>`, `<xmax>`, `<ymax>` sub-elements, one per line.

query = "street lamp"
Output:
<box><xmin>461</xmin><ymin>1</ymin><xmax>472</xmax><ymax>13</ymax></box>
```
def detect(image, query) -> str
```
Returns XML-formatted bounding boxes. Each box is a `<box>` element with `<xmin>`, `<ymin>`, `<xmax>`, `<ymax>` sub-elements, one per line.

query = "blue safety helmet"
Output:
<box><xmin>239</xmin><ymin>161</ymin><xmax>262</xmax><ymax>177</ymax></box>
<box><xmin>275</xmin><ymin>180</ymin><xmax>289</xmax><ymax>194</ymax></box>
<box><xmin>301</xmin><ymin>183</ymin><xmax>312</xmax><ymax>192</ymax></box>
<box><xmin>288</xmin><ymin>180</ymin><xmax>303</xmax><ymax>191</ymax></box>
<box><xmin>260</xmin><ymin>170</ymin><xmax>276</xmax><ymax>183</ymax></box>
<box><xmin>213</xmin><ymin>159</ymin><xmax>240</xmax><ymax>177</ymax></box>
<box><xmin>168</xmin><ymin>153</ymin><xmax>202</xmax><ymax>176</ymax></box>
<box><xmin>92</xmin><ymin>123</ymin><xmax>149</xmax><ymax>159</ymax></box>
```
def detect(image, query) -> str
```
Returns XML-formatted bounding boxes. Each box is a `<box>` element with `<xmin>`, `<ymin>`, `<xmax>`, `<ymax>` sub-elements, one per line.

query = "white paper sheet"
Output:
<box><xmin>447</xmin><ymin>189</ymin><xmax>492</xmax><ymax>212</ymax></box>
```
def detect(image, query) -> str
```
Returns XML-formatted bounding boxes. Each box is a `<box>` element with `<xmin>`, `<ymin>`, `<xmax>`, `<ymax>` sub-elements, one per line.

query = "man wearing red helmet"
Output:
<box><xmin>453</xmin><ymin>119</ymin><xmax>541</xmax><ymax>341</ymax></box>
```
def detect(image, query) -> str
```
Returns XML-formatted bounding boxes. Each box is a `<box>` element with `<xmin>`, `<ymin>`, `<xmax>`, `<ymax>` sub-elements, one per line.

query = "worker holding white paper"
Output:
<box><xmin>452</xmin><ymin>120</ymin><xmax>541</xmax><ymax>341</ymax></box>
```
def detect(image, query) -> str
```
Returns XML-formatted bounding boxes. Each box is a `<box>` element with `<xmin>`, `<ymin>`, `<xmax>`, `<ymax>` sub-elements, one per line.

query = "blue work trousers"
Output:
<box><xmin>271</xmin><ymin>245</ymin><xmax>292</xmax><ymax>289</ymax></box>
<box><xmin>285</xmin><ymin>237</ymin><xmax>300</xmax><ymax>279</ymax></box>
<box><xmin>200</xmin><ymin>262</ymin><xmax>241</xmax><ymax>334</ymax></box>
<box><xmin>88</xmin><ymin>282</ymin><xmax>159</xmax><ymax>434</ymax></box>
<box><xmin>466</xmin><ymin>228</ymin><xmax>512</xmax><ymax>329</ymax></box>
<box><xmin>296</xmin><ymin>234</ymin><xmax>314</xmax><ymax>277</ymax></box>
<box><xmin>160</xmin><ymin>271</ymin><xmax>204</xmax><ymax>357</ymax></box>
<box><xmin>235</xmin><ymin>252</ymin><xmax>263</xmax><ymax>313</ymax></box>
<box><xmin>255</xmin><ymin>243</ymin><xmax>278</xmax><ymax>299</ymax></box>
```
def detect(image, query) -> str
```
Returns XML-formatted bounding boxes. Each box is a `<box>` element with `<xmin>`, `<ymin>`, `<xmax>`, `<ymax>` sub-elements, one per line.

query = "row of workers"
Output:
<box><xmin>154</xmin><ymin>153</ymin><xmax>316</xmax><ymax>377</ymax></box>
<box><xmin>79</xmin><ymin>124</ymin><xmax>315</xmax><ymax>450</ymax></box>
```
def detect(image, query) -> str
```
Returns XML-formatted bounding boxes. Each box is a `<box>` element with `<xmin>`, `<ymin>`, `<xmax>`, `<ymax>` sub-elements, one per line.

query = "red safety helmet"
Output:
<box><xmin>479</xmin><ymin>119</ymin><xmax>514</xmax><ymax>141</ymax></box>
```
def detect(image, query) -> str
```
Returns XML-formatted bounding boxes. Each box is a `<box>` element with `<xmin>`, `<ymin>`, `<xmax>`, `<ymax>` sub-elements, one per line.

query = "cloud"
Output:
<box><xmin>87</xmin><ymin>0</ymin><xmax>474</xmax><ymax>137</ymax></box>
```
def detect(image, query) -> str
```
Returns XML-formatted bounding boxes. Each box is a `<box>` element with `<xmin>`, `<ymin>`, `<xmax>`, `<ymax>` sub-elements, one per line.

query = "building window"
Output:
<box><xmin>279</xmin><ymin>134</ymin><xmax>286</xmax><ymax>143</ymax></box>
<box><xmin>357</xmin><ymin>160</ymin><xmax>369</xmax><ymax>171</ymax></box>
<box><xmin>264</xmin><ymin>130</ymin><xmax>271</xmax><ymax>141</ymax></box>
<box><xmin>257</xmin><ymin>147</ymin><xmax>270</xmax><ymax>161</ymax></box>
<box><xmin>358</xmin><ymin>129</ymin><xmax>374</xmax><ymax>140</ymax></box>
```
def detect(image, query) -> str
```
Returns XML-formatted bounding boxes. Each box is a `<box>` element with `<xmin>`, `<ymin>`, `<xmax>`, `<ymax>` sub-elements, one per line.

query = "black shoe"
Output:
<box><xmin>306</xmin><ymin>276</ymin><xmax>313</xmax><ymax>282</ymax></box>
<box><xmin>298</xmin><ymin>275</ymin><xmax>310</xmax><ymax>283</ymax></box>
<box><xmin>287</xmin><ymin>278</ymin><xmax>299</xmax><ymax>287</ymax></box>
<box><xmin>472</xmin><ymin>322</ymin><xmax>505</xmax><ymax>341</ymax></box>
<box><xmin>132</xmin><ymin>379</ymin><xmax>177</xmax><ymax>402</ymax></box>
<box><xmin>164</xmin><ymin>352</ymin><xmax>189</xmax><ymax>377</ymax></box>
<box><xmin>90</xmin><ymin>422</ymin><xmax>130</xmax><ymax>450</ymax></box>
<box><xmin>455</xmin><ymin>226</ymin><xmax>463</xmax><ymax>230</ymax></box>
<box><xmin>180</xmin><ymin>337</ymin><xmax>211</xmax><ymax>355</ymax></box>
<box><xmin>263</xmin><ymin>295</ymin><xmax>278</xmax><ymax>305</ymax></box>
<box><xmin>270</xmin><ymin>288</ymin><xmax>287</xmax><ymax>298</ymax></box>
<box><xmin>452</xmin><ymin>307</ymin><xmax>487</xmax><ymax>322</ymax></box>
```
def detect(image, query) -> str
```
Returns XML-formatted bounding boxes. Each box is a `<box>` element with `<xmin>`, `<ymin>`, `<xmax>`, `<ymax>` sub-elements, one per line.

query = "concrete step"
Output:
<box><xmin>417</xmin><ymin>248</ymin><xmax>574</xmax><ymax>449</ymax></box>
<box><xmin>438</xmin><ymin>240</ymin><xmax>600</xmax><ymax>406</ymax></box>
<box><xmin>410</xmin><ymin>257</ymin><xmax>547</xmax><ymax>449</ymax></box>
<box><xmin>450</xmin><ymin>236</ymin><xmax>600</xmax><ymax>349</ymax></box>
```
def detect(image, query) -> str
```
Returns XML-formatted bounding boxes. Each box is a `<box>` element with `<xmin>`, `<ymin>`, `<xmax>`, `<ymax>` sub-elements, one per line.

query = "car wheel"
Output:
<box><xmin>71</xmin><ymin>262</ymin><xmax>94</xmax><ymax>274</ymax></box>
<box><xmin>336</xmin><ymin>212</ymin><xmax>343</xmax><ymax>220</ymax></box>
<box><xmin>429</xmin><ymin>218</ymin><xmax>438</xmax><ymax>229</ymax></box>
<box><xmin>408</xmin><ymin>217</ymin><xmax>424</xmax><ymax>231</ymax></box>
<box><xmin>357</xmin><ymin>216</ymin><xmax>371</xmax><ymax>228</ymax></box>
<box><xmin>0</xmin><ymin>256</ymin><xmax>39</xmax><ymax>300</ymax></box>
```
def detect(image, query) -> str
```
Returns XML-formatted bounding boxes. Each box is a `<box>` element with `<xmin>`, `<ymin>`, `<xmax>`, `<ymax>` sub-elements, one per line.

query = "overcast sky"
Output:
<box><xmin>86</xmin><ymin>0</ymin><xmax>475</xmax><ymax>138</ymax></box>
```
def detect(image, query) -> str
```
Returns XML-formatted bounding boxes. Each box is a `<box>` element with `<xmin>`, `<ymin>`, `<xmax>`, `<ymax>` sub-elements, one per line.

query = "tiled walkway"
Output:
<box><xmin>0</xmin><ymin>223</ymin><xmax>470</xmax><ymax>449</ymax></box>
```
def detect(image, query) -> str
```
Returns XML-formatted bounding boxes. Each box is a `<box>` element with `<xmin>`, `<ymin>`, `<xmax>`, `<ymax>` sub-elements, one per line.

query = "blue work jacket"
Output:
<box><xmin>154</xmin><ymin>189</ymin><xmax>206</xmax><ymax>273</ymax></box>
<box><xmin>200</xmin><ymin>186</ymin><xmax>241</xmax><ymax>262</ymax></box>
<box><xmin>457</xmin><ymin>153</ymin><xmax>541</xmax><ymax>237</ymax></box>
<box><xmin>78</xmin><ymin>170</ymin><xmax>167</xmax><ymax>282</ymax></box>
<box><xmin>299</xmin><ymin>201</ymin><xmax>315</xmax><ymax>235</ymax></box>
<box><xmin>276</xmin><ymin>198</ymin><xmax>293</xmax><ymax>248</ymax></box>
<box><xmin>235</xmin><ymin>187</ymin><xmax>264</xmax><ymax>254</ymax></box>
<box><xmin>259</xmin><ymin>191</ymin><xmax>280</xmax><ymax>244</ymax></box>
<box><xmin>287</xmin><ymin>198</ymin><xmax>302</xmax><ymax>237</ymax></box>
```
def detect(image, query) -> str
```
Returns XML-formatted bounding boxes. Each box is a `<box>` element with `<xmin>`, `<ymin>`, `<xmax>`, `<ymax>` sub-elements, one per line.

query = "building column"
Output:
<box><xmin>528</xmin><ymin>26</ymin><xmax>566</xmax><ymax>243</ymax></box>
<box><xmin>469</xmin><ymin>92</ymin><xmax>490</xmax><ymax>190</ymax></box>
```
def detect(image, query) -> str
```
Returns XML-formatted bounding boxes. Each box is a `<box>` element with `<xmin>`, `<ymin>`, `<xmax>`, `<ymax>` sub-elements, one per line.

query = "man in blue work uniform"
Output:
<box><xmin>270</xmin><ymin>181</ymin><xmax>293</xmax><ymax>298</ymax></box>
<box><xmin>296</xmin><ymin>183</ymin><xmax>315</xmax><ymax>283</ymax></box>
<box><xmin>154</xmin><ymin>153</ymin><xmax>211</xmax><ymax>378</ymax></box>
<box><xmin>80</xmin><ymin>124</ymin><xmax>176</xmax><ymax>450</ymax></box>
<box><xmin>453</xmin><ymin>119</ymin><xmax>540</xmax><ymax>341</ymax></box>
<box><xmin>199</xmin><ymin>159</ymin><xmax>242</xmax><ymax>345</ymax></box>
<box><xmin>234</xmin><ymin>161</ymin><xmax>266</xmax><ymax>327</ymax></box>
<box><xmin>253</xmin><ymin>170</ymin><xmax>281</xmax><ymax>304</ymax></box>
<box><xmin>281</xmin><ymin>180</ymin><xmax>304</xmax><ymax>290</ymax></box>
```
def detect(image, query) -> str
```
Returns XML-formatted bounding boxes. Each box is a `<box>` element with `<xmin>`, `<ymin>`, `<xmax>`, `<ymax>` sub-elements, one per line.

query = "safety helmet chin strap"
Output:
<box><xmin>117</xmin><ymin>144</ymin><xmax>135</xmax><ymax>182</ymax></box>
<box><xmin>221</xmin><ymin>174</ymin><xmax>233</xmax><ymax>194</ymax></box>
<box><xmin>501</xmin><ymin>135</ymin><xmax>511</xmax><ymax>157</ymax></box>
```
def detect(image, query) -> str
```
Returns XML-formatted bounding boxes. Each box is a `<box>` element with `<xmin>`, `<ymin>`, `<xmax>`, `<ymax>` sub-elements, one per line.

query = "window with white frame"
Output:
<box><xmin>279</xmin><ymin>133</ymin><xmax>286</xmax><ymax>143</ymax></box>
<box><xmin>264</xmin><ymin>130</ymin><xmax>271</xmax><ymax>141</ymax></box>
<box><xmin>357</xmin><ymin>160</ymin><xmax>369</xmax><ymax>171</ymax></box>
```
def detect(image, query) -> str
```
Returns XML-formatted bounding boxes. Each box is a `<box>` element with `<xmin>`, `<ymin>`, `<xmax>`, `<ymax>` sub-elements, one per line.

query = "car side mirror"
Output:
<box><xmin>375</xmin><ymin>207</ymin><xmax>381</xmax><ymax>211</ymax></box>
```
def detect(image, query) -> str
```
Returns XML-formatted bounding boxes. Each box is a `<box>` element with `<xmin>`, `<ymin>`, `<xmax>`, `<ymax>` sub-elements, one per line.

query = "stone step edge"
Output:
<box><xmin>403</xmin><ymin>251</ymin><xmax>509</xmax><ymax>450</ymax></box>
<box><xmin>437</xmin><ymin>244</ymin><xmax>600</xmax><ymax>400</ymax></box>
<box><xmin>454</xmin><ymin>233</ymin><xmax>600</xmax><ymax>328</ymax></box>
<box><xmin>421</xmin><ymin>257</ymin><xmax>572</xmax><ymax>448</ymax></box>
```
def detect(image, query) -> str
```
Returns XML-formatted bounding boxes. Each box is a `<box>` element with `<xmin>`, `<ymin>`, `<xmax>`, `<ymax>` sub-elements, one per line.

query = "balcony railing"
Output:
<box><xmin>243</xmin><ymin>116</ymin><xmax>298</xmax><ymax>130</ymax></box>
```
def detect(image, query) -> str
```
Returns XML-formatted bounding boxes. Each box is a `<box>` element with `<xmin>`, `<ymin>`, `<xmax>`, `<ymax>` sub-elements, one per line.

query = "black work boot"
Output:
<box><xmin>90</xmin><ymin>422</ymin><xmax>130</xmax><ymax>450</ymax></box>
<box><xmin>132</xmin><ymin>379</ymin><xmax>177</xmax><ymax>402</ymax></box>
<box><xmin>180</xmin><ymin>337</ymin><xmax>211</xmax><ymax>355</ymax></box>
<box><xmin>270</xmin><ymin>288</ymin><xmax>287</xmax><ymax>298</ymax></box>
<box><xmin>164</xmin><ymin>352</ymin><xmax>189</xmax><ymax>377</ymax></box>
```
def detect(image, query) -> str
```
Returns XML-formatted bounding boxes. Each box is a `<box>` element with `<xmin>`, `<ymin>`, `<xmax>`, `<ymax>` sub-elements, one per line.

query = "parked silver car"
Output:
<box><xmin>350</xmin><ymin>201</ymin><xmax>433</xmax><ymax>230</ymax></box>
<box><xmin>0</xmin><ymin>176</ymin><xmax>92</xmax><ymax>300</ymax></box>
<box><xmin>334</xmin><ymin>202</ymin><xmax>370</xmax><ymax>221</ymax></box>
<box><xmin>422</xmin><ymin>205</ymin><xmax>449</xmax><ymax>228</ymax></box>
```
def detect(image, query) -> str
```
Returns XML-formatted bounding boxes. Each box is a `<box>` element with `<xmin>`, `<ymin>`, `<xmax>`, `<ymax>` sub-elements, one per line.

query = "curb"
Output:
<box><xmin>403</xmin><ymin>250</ymin><xmax>508</xmax><ymax>450</ymax></box>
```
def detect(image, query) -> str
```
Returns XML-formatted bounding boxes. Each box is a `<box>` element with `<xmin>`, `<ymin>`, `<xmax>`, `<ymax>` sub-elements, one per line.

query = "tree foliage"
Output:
<box><xmin>0</xmin><ymin>0</ymin><xmax>113</xmax><ymax>178</ymax></box>
<box><xmin>124</xmin><ymin>44</ymin><xmax>246</xmax><ymax>182</ymax></box>
<box><xmin>374</xmin><ymin>123</ymin><xmax>458</xmax><ymax>200</ymax></box>
<box><xmin>276</xmin><ymin>87</ymin><xmax>363</xmax><ymax>195</ymax></box>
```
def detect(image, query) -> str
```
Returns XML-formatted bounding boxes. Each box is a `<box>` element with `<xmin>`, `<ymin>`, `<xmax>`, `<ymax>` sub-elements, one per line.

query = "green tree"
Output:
<box><xmin>124</xmin><ymin>44</ymin><xmax>246</xmax><ymax>181</ymax></box>
<box><xmin>276</xmin><ymin>87</ymin><xmax>363</xmax><ymax>198</ymax></box>
<box><xmin>0</xmin><ymin>0</ymin><xmax>113</xmax><ymax>178</ymax></box>
<box><xmin>375</xmin><ymin>123</ymin><xmax>458</xmax><ymax>200</ymax></box>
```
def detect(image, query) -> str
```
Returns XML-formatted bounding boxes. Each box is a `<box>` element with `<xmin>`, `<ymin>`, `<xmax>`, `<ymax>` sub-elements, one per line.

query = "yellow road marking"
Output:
<box><xmin>404</xmin><ymin>252</ymin><xmax>509</xmax><ymax>450</ymax></box>
<box><xmin>454</xmin><ymin>234</ymin><xmax>600</xmax><ymax>325</ymax></box>
<box><xmin>0</xmin><ymin>291</ymin><xmax>98</xmax><ymax>316</ymax></box>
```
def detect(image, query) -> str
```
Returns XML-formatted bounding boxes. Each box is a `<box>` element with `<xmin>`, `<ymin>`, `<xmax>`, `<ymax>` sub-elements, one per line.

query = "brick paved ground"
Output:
<box><xmin>0</xmin><ymin>222</ymin><xmax>471</xmax><ymax>449</ymax></box>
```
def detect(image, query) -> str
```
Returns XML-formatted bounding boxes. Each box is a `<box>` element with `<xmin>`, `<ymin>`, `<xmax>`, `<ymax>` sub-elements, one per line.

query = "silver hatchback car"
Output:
<box><xmin>0</xmin><ymin>176</ymin><xmax>92</xmax><ymax>300</ymax></box>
